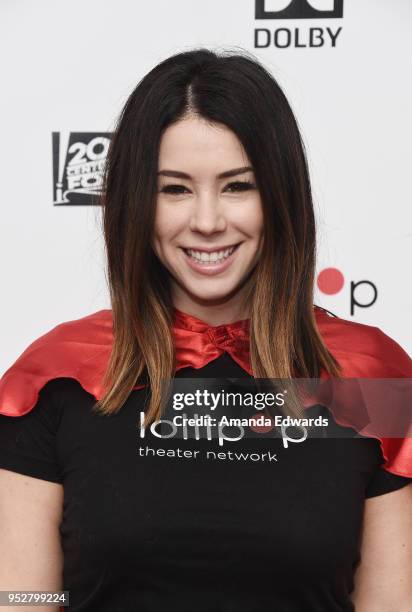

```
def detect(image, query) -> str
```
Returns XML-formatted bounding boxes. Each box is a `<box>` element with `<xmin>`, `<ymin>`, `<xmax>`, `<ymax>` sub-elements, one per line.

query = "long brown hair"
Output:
<box><xmin>95</xmin><ymin>47</ymin><xmax>342</xmax><ymax>424</ymax></box>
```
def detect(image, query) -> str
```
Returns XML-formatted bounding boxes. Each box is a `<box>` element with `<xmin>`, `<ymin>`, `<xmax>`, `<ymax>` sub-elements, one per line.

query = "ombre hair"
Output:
<box><xmin>95</xmin><ymin>47</ymin><xmax>342</xmax><ymax>424</ymax></box>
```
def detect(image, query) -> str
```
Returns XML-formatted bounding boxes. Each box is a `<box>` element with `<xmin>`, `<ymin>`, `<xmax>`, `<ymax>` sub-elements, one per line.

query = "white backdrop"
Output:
<box><xmin>1</xmin><ymin>0</ymin><xmax>411</xmax><ymax>374</ymax></box>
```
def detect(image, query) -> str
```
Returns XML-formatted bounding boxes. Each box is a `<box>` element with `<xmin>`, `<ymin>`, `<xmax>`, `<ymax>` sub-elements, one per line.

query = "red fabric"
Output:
<box><xmin>0</xmin><ymin>306</ymin><xmax>411</xmax><ymax>476</ymax></box>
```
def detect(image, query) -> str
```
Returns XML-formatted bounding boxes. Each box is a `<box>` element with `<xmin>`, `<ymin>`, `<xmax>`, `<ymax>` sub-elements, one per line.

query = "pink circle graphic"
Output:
<box><xmin>317</xmin><ymin>267</ymin><xmax>345</xmax><ymax>295</ymax></box>
<box><xmin>249</xmin><ymin>413</ymin><xmax>275</xmax><ymax>434</ymax></box>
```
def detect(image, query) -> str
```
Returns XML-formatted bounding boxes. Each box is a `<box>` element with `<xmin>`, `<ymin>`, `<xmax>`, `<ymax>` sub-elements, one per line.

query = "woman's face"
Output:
<box><xmin>153</xmin><ymin>115</ymin><xmax>264</xmax><ymax>315</ymax></box>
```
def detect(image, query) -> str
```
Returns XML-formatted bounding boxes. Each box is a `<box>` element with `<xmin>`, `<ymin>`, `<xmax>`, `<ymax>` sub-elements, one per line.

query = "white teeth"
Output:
<box><xmin>185</xmin><ymin>245</ymin><xmax>237</xmax><ymax>264</ymax></box>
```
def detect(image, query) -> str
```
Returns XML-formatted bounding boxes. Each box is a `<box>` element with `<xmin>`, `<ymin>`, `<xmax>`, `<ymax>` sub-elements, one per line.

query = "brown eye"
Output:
<box><xmin>225</xmin><ymin>181</ymin><xmax>255</xmax><ymax>192</ymax></box>
<box><xmin>159</xmin><ymin>184</ymin><xmax>188</xmax><ymax>195</ymax></box>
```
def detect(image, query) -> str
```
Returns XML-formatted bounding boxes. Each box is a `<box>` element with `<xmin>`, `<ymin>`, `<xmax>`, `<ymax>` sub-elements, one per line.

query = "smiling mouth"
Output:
<box><xmin>182</xmin><ymin>243</ymin><xmax>241</xmax><ymax>265</ymax></box>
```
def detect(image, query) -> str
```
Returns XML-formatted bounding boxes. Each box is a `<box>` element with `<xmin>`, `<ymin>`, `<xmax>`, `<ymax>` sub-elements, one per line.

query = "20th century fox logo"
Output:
<box><xmin>52</xmin><ymin>132</ymin><xmax>111</xmax><ymax>205</ymax></box>
<box><xmin>254</xmin><ymin>0</ymin><xmax>344</xmax><ymax>49</ymax></box>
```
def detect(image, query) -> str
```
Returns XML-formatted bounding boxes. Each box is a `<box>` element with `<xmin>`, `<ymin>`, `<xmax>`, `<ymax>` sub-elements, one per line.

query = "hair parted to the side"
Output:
<box><xmin>94</xmin><ymin>46</ymin><xmax>342</xmax><ymax>425</ymax></box>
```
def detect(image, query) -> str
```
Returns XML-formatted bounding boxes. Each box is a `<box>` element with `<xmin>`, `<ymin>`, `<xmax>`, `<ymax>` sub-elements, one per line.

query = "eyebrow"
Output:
<box><xmin>157</xmin><ymin>166</ymin><xmax>254</xmax><ymax>179</ymax></box>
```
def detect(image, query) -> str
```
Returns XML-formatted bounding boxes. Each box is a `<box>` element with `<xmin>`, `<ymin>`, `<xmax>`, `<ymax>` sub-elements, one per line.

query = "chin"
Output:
<box><xmin>183</xmin><ymin>282</ymin><xmax>241</xmax><ymax>303</ymax></box>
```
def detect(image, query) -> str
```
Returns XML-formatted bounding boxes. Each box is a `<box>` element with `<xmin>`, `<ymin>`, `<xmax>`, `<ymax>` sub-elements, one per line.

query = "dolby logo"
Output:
<box><xmin>254</xmin><ymin>0</ymin><xmax>344</xmax><ymax>49</ymax></box>
<box><xmin>255</xmin><ymin>0</ymin><xmax>344</xmax><ymax>20</ymax></box>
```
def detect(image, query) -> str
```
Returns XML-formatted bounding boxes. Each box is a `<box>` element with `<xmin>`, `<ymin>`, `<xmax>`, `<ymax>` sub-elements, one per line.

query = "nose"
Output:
<box><xmin>188</xmin><ymin>193</ymin><xmax>227</xmax><ymax>235</ymax></box>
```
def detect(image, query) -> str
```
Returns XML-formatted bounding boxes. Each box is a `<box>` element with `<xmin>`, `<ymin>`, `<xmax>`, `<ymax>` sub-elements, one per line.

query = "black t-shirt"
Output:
<box><xmin>0</xmin><ymin>352</ymin><xmax>411</xmax><ymax>611</ymax></box>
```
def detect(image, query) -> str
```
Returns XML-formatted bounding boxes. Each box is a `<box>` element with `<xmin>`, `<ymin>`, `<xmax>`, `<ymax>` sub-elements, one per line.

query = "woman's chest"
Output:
<box><xmin>57</xmin><ymin>397</ymin><xmax>378</xmax><ymax>585</ymax></box>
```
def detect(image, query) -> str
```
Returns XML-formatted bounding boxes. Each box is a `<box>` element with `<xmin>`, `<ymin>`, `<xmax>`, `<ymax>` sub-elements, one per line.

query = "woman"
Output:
<box><xmin>0</xmin><ymin>48</ymin><xmax>411</xmax><ymax>611</ymax></box>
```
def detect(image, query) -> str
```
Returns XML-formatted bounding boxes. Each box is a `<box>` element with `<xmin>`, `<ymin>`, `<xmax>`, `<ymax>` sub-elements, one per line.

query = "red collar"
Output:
<box><xmin>170</xmin><ymin>306</ymin><xmax>331</xmax><ymax>376</ymax></box>
<box><xmin>172</xmin><ymin>306</ymin><xmax>252</xmax><ymax>375</ymax></box>
<box><xmin>172</xmin><ymin>306</ymin><xmax>250</xmax><ymax>335</ymax></box>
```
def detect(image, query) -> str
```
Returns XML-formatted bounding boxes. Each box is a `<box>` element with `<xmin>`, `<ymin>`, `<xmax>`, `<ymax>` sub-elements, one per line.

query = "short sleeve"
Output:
<box><xmin>0</xmin><ymin>379</ymin><xmax>63</xmax><ymax>483</ymax></box>
<box><xmin>365</xmin><ymin>439</ymin><xmax>412</xmax><ymax>498</ymax></box>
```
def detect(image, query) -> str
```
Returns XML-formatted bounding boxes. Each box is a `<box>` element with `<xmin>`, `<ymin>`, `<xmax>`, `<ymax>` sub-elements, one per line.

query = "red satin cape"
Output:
<box><xmin>0</xmin><ymin>306</ymin><xmax>411</xmax><ymax>477</ymax></box>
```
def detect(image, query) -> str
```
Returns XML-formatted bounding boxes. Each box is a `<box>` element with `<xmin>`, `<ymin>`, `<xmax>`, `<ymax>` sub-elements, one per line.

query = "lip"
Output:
<box><xmin>182</xmin><ymin>243</ymin><xmax>240</xmax><ymax>253</ymax></box>
<box><xmin>181</xmin><ymin>243</ymin><xmax>241</xmax><ymax>276</ymax></box>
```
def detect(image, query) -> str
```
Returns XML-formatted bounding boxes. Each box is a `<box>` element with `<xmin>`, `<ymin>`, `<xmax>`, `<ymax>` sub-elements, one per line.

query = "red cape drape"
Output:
<box><xmin>0</xmin><ymin>306</ymin><xmax>411</xmax><ymax>476</ymax></box>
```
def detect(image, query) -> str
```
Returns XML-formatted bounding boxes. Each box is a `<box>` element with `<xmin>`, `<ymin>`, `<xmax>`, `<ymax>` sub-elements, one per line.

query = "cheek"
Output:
<box><xmin>233</xmin><ymin>198</ymin><xmax>264</xmax><ymax>239</ymax></box>
<box><xmin>153</xmin><ymin>207</ymin><xmax>174</xmax><ymax>242</ymax></box>
<box><xmin>254</xmin><ymin>210</ymin><xmax>264</xmax><ymax>238</ymax></box>
<box><xmin>153</xmin><ymin>205</ymin><xmax>185</xmax><ymax>254</ymax></box>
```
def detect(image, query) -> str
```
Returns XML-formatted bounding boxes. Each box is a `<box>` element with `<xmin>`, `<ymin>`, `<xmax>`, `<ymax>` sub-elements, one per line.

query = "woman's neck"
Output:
<box><xmin>172</xmin><ymin>297</ymin><xmax>250</xmax><ymax>327</ymax></box>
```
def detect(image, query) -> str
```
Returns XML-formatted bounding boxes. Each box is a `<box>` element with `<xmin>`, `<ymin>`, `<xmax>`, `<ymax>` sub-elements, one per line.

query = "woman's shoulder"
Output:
<box><xmin>314</xmin><ymin>307</ymin><xmax>412</xmax><ymax>478</ymax></box>
<box><xmin>0</xmin><ymin>309</ymin><xmax>114</xmax><ymax>417</ymax></box>
<box><xmin>314</xmin><ymin>306</ymin><xmax>412</xmax><ymax>377</ymax></box>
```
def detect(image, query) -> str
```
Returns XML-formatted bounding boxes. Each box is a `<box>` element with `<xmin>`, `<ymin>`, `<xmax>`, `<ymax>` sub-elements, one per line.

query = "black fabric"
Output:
<box><xmin>0</xmin><ymin>352</ymin><xmax>411</xmax><ymax>611</ymax></box>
